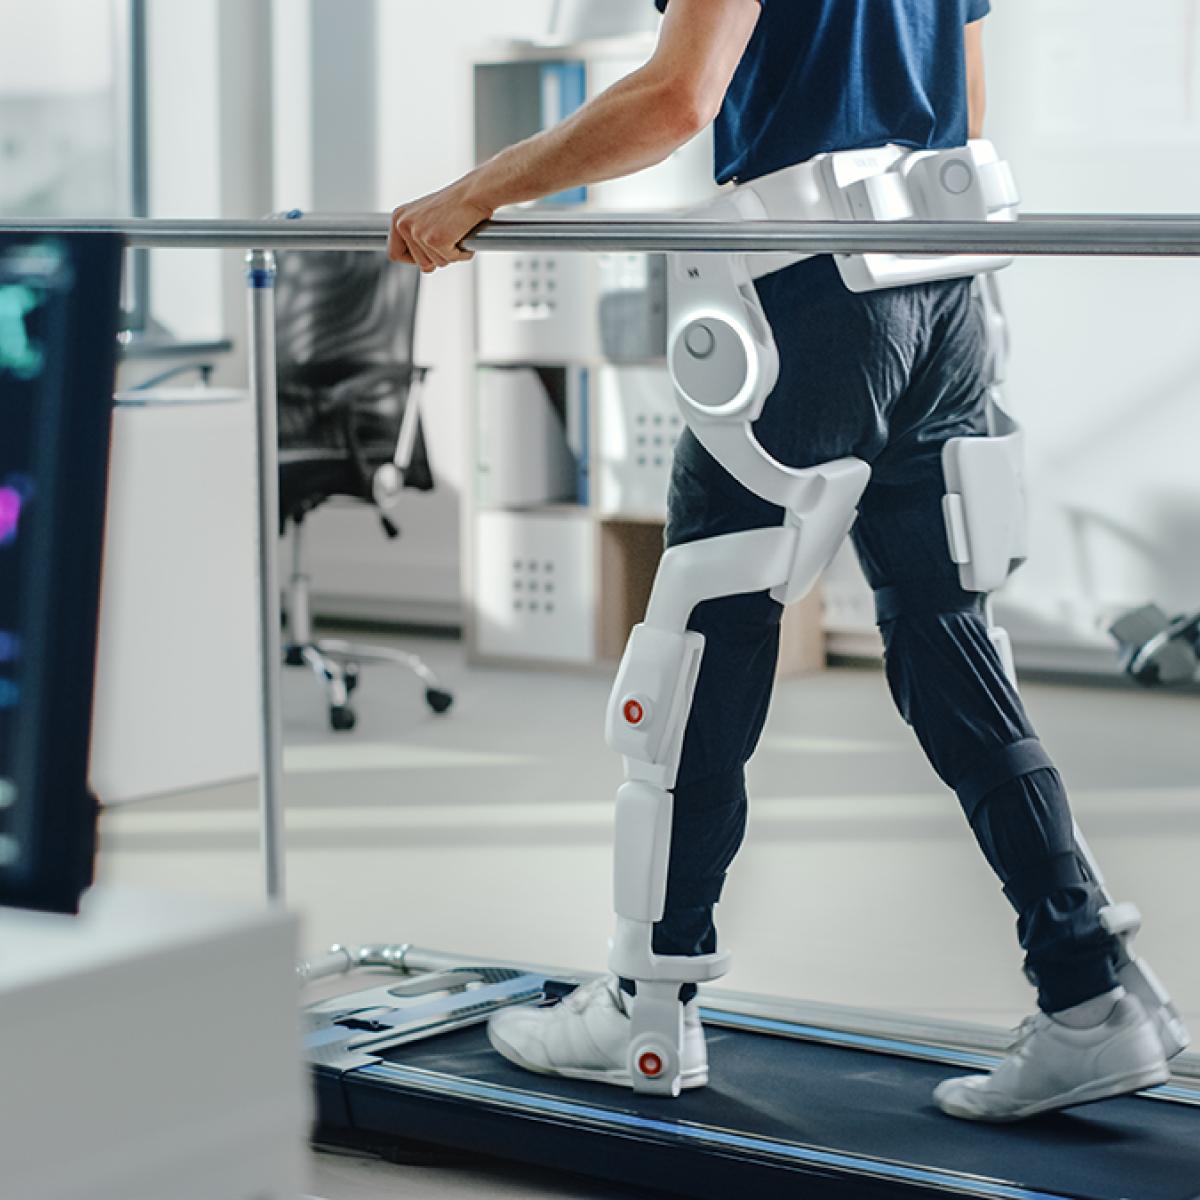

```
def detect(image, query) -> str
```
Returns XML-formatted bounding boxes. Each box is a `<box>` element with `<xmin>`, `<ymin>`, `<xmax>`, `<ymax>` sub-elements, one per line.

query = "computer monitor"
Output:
<box><xmin>0</xmin><ymin>233</ymin><xmax>124</xmax><ymax>914</ymax></box>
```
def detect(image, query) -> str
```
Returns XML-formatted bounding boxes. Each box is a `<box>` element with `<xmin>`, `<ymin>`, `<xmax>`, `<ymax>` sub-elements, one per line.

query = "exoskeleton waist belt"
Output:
<box><xmin>693</xmin><ymin>139</ymin><xmax>1020</xmax><ymax>292</ymax></box>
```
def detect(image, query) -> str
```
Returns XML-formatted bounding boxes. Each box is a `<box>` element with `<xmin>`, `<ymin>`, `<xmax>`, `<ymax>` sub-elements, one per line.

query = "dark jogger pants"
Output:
<box><xmin>648</xmin><ymin>255</ymin><xmax>1119</xmax><ymax>1013</ymax></box>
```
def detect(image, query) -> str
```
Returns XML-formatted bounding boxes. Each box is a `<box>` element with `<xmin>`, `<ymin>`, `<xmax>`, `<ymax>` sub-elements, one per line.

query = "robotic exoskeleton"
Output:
<box><xmin>603</xmin><ymin>141</ymin><xmax>1189</xmax><ymax>1096</ymax></box>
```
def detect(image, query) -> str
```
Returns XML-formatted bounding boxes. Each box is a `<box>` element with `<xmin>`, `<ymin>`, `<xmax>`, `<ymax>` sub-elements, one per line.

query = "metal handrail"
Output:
<box><xmin>6</xmin><ymin>213</ymin><xmax>1200</xmax><ymax>255</ymax></box>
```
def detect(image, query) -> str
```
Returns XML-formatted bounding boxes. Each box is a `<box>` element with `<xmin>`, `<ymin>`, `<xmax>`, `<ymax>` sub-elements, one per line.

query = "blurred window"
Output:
<box><xmin>0</xmin><ymin>0</ymin><xmax>148</xmax><ymax>330</ymax></box>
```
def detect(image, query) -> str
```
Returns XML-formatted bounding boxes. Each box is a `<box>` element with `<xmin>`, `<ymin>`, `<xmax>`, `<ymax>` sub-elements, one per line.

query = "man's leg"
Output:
<box><xmin>645</xmin><ymin>242</ymin><xmax>920</xmax><ymax>975</ymax></box>
<box><xmin>486</xmin><ymin>427</ymin><xmax>787</xmax><ymax>1087</ymax></box>
<box><xmin>852</xmin><ymin>478</ymin><xmax>1168</xmax><ymax>1120</ymax></box>
<box><xmin>489</xmin><ymin>257</ymin><xmax>960</xmax><ymax>1089</ymax></box>
<box><xmin>852</xmin><ymin>476</ymin><xmax>1120</xmax><ymax>1012</ymax></box>
<box><xmin>646</xmin><ymin>429</ymin><xmax>788</xmax><ymax>977</ymax></box>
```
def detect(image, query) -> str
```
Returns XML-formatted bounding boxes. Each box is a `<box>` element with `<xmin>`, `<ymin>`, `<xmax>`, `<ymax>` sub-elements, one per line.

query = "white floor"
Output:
<box><xmin>98</xmin><ymin>632</ymin><xmax>1200</xmax><ymax>1198</ymax></box>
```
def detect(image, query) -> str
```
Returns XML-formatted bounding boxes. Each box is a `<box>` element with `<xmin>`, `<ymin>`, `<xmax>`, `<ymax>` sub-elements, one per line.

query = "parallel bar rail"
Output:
<box><xmin>6</xmin><ymin>213</ymin><xmax>1200</xmax><ymax>255</ymax></box>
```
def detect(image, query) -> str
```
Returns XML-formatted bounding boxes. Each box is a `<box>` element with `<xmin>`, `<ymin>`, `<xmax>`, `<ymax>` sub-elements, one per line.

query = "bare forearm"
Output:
<box><xmin>462</xmin><ymin>67</ymin><xmax>704</xmax><ymax>212</ymax></box>
<box><xmin>965</xmin><ymin>19</ymin><xmax>986</xmax><ymax>138</ymax></box>
<box><xmin>388</xmin><ymin>0</ymin><xmax>759</xmax><ymax>270</ymax></box>
<box><xmin>968</xmin><ymin>70</ymin><xmax>986</xmax><ymax>137</ymax></box>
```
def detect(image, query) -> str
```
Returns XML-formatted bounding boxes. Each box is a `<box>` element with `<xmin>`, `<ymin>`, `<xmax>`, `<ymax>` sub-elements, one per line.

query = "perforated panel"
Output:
<box><xmin>475</xmin><ymin>511</ymin><xmax>595</xmax><ymax>662</ymax></box>
<box><xmin>597</xmin><ymin>367</ymin><xmax>683</xmax><ymax>519</ymax></box>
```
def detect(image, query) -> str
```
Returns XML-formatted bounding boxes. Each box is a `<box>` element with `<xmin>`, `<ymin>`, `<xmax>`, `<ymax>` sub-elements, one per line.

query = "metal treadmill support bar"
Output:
<box><xmin>296</xmin><ymin>942</ymin><xmax>584</xmax><ymax>985</ymax></box>
<box><xmin>297</xmin><ymin>943</ymin><xmax>415</xmax><ymax>983</ymax></box>
<box><xmin>5</xmin><ymin>213</ymin><xmax>1200</xmax><ymax>902</ymax></box>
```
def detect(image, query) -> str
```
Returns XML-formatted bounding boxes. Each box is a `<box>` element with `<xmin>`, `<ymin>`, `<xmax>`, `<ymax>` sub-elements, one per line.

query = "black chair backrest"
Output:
<box><xmin>274</xmin><ymin>250</ymin><xmax>420</xmax><ymax>382</ymax></box>
<box><xmin>273</xmin><ymin>250</ymin><xmax>433</xmax><ymax>511</ymax></box>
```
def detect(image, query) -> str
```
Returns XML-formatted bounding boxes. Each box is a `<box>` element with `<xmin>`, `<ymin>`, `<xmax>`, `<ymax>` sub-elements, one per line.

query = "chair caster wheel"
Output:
<box><xmin>330</xmin><ymin>705</ymin><xmax>357</xmax><ymax>732</ymax></box>
<box><xmin>425</xmin><ymin>688</ymin><xmax>454</xmax><ymax>715</ymax></box>
<box><xmin>284</xmin><ymin>646</ymin><xmax>305</xmax><ymax>668</ymax></box>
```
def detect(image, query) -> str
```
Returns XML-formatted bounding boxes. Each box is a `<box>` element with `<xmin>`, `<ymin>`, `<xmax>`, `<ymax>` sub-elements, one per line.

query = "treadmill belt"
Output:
<box><xmin>336</xmin><ymin>1016</ymin><xmax>1200</xmax><ymax>1200</ymax></box>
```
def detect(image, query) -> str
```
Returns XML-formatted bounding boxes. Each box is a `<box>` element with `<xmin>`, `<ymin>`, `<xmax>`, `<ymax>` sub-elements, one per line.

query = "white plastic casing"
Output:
<box><xmin>627</xmin><ymin>985</ymin><xmax>687</xmax><ymax>1097</ymax></box>
<box><xmin>606</xmin><ymin>624</ymin><xmax>705</xmax><ymax>783</ymax></box>
<box><xmin>610</xmin><ymin>916</ymin><xmax>732</xmax><ymax>985</ymax></box>
<box><xmin>942</xmin><ymin>432</ymin><xmax>1028</xmax><ymax>594</ymax></box>
<box><xmin>771</xmin><ymin>461</ymin><xmax>872</xmax><ymax>605</ymax></box>
<box><xmin>831</xmin><ymin>141</ymin><xmax>1019</xmax><ymax>292</ymax></box>
<box><xmin>613</xmin><ymin>782</ymin><xmax>673</xmax><ymax>923</ymax></box>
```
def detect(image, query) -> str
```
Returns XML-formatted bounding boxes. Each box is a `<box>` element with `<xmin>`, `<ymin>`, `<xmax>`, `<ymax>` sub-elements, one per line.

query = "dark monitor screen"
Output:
<box><xmin>0</xmin><ymin>234</ymin><xmax>123</xmax><ymax>915</ymax></box>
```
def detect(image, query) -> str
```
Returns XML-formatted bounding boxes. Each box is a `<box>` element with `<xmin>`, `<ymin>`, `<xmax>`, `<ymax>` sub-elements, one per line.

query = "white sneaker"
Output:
<box><xmin>487</xmin><ymin>975</ymin><xmax>708</xmax><ymax>1090</ymax></box>
<box><xmin>935</xmin><ymin>991</ymin><xmax>1170</xmax><ymax>1122</ymax></box>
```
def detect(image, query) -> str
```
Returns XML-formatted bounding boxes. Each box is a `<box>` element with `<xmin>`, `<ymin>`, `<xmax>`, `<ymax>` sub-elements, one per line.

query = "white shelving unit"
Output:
<box><xmin>464</xmin><ymin>35</ymin><xmax>827</xmax><ymax>675</ymax></box>
<box><xmin>464</xmin><ymin>34</ymin><xmax>710</xmax><ymax>670</ymax></box>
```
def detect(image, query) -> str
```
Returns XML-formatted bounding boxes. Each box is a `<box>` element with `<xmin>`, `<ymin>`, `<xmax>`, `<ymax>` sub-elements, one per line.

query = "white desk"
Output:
<box><xmin>90</xmin><ymin>387</ymin><xmax>260</xmax><ymax>804</ymax></box>
<box><xmin>0</xmin><ymin>885</ymin><xmax>308</xmax><ymax>1200</ymax></box>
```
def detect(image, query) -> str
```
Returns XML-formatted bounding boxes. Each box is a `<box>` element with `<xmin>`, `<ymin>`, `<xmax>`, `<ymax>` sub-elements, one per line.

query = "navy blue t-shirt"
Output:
<box><xmin>654</xmin><ymin>0</ymin><xmax>991</xmax><ymax>183</ymax></box>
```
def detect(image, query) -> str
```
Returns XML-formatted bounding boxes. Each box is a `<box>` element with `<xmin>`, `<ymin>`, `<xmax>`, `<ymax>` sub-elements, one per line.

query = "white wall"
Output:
<box><xmin>0</xmin><ymin>0</ymin><xmax>123</xmax><ymax>217</ymax></box>
<box><xmin>215</xmin><ymin>0</ymin><xmax>275</xmax><ymax>389</ymax></box>
<box><xmin>145</xmin><ymin>1</ymin><xmax>224</xmax><ymax>344</ymax></box>
<box><xmin>0</xmin><ymin>1</ymin><xmax>114</xmax><ymax>93</ymax></box>
<box><xmin>828</xmin><ymin>0</ymin><xmax>1200</xmax><ymax>670</ymax></box>
<box><xmin>144</xmin><ymin>0</ymin><xmax>272</xmax><ymax>393</ymax></box>
<box><xmin>984</xmin><ymin>0</ymin><xmax>1200</xmax><ymax>665</ymax></box>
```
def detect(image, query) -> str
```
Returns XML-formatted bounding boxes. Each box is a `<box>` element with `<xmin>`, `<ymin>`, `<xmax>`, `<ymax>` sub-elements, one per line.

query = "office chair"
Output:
<box><xmin>275</xmin><ymin>248</ymin><xmax>454</xmax><ymax>732</ymax></box>
<box><xmin>1111</xmin><ymin>603</ymin><xmax>1200</xmax><ymax>687</ymax></box>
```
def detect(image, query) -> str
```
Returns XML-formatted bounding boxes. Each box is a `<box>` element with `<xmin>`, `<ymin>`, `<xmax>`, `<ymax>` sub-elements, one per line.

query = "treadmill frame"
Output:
<box><xmin>304</xmin><ymin>949</ymin><xmax>1200</xmax><ymax>1200</ymax></box>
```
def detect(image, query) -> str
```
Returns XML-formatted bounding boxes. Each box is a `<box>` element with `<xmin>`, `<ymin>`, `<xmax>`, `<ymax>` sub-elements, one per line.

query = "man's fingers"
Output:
<box><xmin>413</xmin><ymin>233</ymin><xmax>452</xmax><ymax>270</ymax></box>
<box><xmin>398</xmin><ymin>232</ymin><xmax>433</xmax><ymax>272</ymax></box>
<box><xmin>387</xmin><ymin>233</ymin><xmax>415</xmax><ymax>264</ymax></box>
<box><xmin>391</xmin><ymin>211</ymin><xmax>422</xmax><ymax>265</ymax></box>
<box><xmin>388</xmin><ymin>233</ymin><xmax>417</xmax><ymax>265</ymax></box>
<box><xmin>388</xmin><ymin>209</ymin><xmax>415</xmax><ymax>263</ymax></box>
<box><xmin>410</xmin><ymin>242</ymin><xmax>438</xmax><ymax>273</ymax></box>
<box><xmin>392</xmin><ymin>215</ymin><xmax>441</xmax><ymax>272</ymax></box>
<box><xmin>390</xmin><ymin>205</ymin><xmax>478</xmax><ymax>271</ymax></box>
<box><xmin>445</xmin><ymin>242</ymin><xmax>475</xmax><ymax>263</ymax></box>
<box><xmin>434</xmin><ymin>232</ymin><xmax>480</xmax><ymax>266</ymax></box>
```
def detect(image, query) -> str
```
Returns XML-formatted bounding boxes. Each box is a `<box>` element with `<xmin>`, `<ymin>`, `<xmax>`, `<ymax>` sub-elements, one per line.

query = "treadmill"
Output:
<box><xmin>302</xmin><ymin>945</ymin><xmax>1200</xmax><ymax>1200</ymax></box>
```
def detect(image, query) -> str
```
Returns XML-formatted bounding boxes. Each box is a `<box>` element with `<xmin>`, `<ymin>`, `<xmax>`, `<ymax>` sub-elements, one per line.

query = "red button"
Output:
<box><xmin>638</xmin><ymin>1051</ymin><xmax>663</xmax><ymax>1078</ymax></box>
<box><xmin>623</xmin><ymin>699</ymin><xmax>644</xmax><ymax>726</ymax></box>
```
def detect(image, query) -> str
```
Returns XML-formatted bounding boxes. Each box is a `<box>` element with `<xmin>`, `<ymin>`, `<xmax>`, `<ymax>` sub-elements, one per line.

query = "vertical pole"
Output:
<box><xmin>247</xmin><ymin>249</ymin><xmax>287</xmax><ymax>902</ymax></box>
<box><xmin>128</xmin><ymin>0</ymin><xmax>151</xmax><ymax>333</ymax></box>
